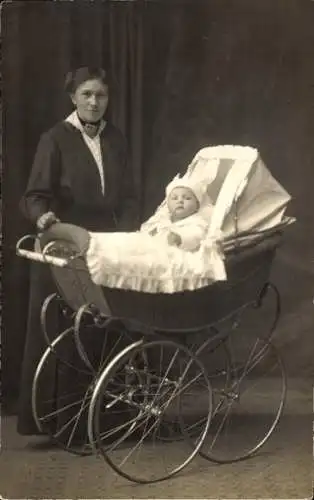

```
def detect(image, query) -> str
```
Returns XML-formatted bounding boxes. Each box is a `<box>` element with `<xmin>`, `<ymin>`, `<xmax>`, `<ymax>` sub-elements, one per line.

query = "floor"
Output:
<box><xmin>0</xmin><ymin>378</ymin><xmax>312</xmax><ymax>499</ymax></box>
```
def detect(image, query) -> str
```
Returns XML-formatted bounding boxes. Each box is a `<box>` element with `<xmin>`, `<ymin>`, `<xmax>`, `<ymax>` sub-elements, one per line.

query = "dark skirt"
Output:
<box><xmin>17</xmin><ymin>261</ymin><xmax>59</xmax><ymax>435</ymax></box>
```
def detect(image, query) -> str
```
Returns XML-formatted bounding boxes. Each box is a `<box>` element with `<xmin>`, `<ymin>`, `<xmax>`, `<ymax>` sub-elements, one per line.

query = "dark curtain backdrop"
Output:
<box><xmin>3</xmin><ymin>0</ymin><xmax>314</xmax><ymax>405</ymax></box>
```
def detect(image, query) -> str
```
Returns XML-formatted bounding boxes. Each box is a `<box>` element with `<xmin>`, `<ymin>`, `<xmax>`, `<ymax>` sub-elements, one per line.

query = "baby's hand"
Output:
<box><xmin>167</xmin><ymin>231</ymin><xmax>182</xmax><ymax>247</ymax></box>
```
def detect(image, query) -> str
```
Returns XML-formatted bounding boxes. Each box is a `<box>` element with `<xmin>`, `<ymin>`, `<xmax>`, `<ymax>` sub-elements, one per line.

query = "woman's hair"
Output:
<box><xmin>64</xmin><ymin>66</ymin><xmax>108</xmax><ymax>94</ymax></box>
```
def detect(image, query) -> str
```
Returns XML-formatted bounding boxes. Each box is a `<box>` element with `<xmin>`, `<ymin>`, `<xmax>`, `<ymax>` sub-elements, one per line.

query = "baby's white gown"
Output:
<box><xmin>86</xmin><ymin>210</ymin><xmax>225</xmax><ymax>293</ymax></box>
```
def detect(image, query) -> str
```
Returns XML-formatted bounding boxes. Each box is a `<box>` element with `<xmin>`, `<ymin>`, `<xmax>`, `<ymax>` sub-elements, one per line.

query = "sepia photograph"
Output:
<box><xmin>1</xmin><ymin>0</ymin><xmax>313</xmax><ymax>498</ymax></box>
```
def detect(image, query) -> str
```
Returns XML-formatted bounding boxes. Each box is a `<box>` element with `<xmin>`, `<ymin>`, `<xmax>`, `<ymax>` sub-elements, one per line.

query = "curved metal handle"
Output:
<box><xmin>16</xmin><ymin>234</ymin><xmax>37</xmax><ymax>252</ymax></box>
<box><xmin>16</xmin><ymin>234</ymin><xmax>68</xmax><ymax>267</ymax></box>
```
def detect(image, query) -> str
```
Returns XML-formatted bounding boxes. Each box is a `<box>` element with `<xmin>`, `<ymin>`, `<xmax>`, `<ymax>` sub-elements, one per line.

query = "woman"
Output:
<box><xmin>21</xmin><ymin>66</ymin><xmax>138</xmax><ymax>232</ymax></box>
<box><xmin>17</xmin><ymin>66</ymin><xmax>139</xmax><ymax>436</ymax></box>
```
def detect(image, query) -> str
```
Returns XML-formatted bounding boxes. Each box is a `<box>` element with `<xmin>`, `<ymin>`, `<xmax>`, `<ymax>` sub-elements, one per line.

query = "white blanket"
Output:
<box><xmin>86</xmin><ymin>231</ymin><xmax>226</xmax><ymax>293</ymax></box>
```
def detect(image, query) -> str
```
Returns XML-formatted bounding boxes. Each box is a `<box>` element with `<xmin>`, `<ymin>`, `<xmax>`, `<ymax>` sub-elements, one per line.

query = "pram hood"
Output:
<box><xmin>141</xmin><ymin>145</ymin><xmax>294</xmax><ymax>241</ymax></box>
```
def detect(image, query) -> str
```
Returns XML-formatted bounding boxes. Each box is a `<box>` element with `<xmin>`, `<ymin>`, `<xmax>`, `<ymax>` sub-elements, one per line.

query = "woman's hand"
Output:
<box><xmin>167</xmin><ymin>231</ymin><xmax>182</xmax><ymax>247</ymax></box>
<box><xmin>36</xmin><ymin>211</ymin><xmax>60</xmax><ymax>231</ymax></box>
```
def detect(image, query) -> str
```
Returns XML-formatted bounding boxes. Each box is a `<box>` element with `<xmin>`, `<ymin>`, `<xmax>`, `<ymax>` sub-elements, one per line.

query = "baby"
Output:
<box><xmin>148</xmin><ymin>178</ymin><xmax>213</xmax><ymax>252</ymax></box>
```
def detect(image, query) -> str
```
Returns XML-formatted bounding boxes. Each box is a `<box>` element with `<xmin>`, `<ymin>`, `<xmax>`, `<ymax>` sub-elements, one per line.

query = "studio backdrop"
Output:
<box><xmin>3</xmin><ymin>0</ymin><xmax>314</xmax><ymax>404</ymax></box>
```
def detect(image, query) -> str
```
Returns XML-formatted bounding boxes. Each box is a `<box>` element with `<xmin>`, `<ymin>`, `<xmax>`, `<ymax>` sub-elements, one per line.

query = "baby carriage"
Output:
<box><xmin>16</xmin><ymin>145</ymin><xmax>294</xmax><ymax>484</ymax></box>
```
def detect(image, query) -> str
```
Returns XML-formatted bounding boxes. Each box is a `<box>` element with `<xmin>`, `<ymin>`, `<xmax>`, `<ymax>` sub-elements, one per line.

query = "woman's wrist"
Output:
<box><xmin>36</xmin><ymin>211</ymin><xmax>60</xmax><ymax>231</ymax></box>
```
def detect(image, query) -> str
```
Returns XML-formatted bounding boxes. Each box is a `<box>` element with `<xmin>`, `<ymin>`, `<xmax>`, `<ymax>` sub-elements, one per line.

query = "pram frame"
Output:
<box><xmin>16</xmin><ymin>221</ymin><xmax>289</xmax><ymax>483</ymax></box>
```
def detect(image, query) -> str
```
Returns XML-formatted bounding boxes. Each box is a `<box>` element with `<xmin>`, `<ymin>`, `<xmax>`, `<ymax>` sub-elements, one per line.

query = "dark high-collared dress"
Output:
<box><xmin>17</xmin><ymin>120</ymin><xmax>139</xmax><ymax>435</ymax></box>
<box><xmin>21</xmin><ymin>120</ymin><xmax>138</xmax><ymax>231</ymax></box>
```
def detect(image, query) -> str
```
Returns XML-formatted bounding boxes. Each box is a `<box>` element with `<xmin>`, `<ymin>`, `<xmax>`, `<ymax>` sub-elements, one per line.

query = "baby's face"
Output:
<box><xmin>167</xmin><ymin>187</ymin><xmax>199</xmax><ymax>221</ymax></box>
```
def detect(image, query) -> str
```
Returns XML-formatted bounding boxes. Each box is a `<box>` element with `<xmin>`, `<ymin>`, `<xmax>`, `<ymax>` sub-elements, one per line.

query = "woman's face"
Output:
<box><xmin>71</xmin><ymin>79</ymin><xmax>109</xmax><ymax>123</ymax></box>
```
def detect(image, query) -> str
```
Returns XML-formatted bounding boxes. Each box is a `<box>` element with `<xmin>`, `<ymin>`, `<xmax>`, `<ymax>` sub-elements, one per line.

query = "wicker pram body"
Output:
<box><xmin>36</xmin><ymin>221</ymin><xmax>283</xmax><ymax>333</ymax></box>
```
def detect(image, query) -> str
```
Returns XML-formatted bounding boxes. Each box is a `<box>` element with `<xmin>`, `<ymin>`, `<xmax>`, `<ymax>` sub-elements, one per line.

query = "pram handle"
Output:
<box><xmin>16</xmin><ymin>234</ymin><xmax>68</xmax><ymax>267</ymax></box>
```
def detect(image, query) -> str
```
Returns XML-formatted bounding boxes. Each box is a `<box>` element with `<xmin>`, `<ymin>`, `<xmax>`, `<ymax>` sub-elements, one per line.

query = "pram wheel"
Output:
<box><xmin>88</xmin><ymin>339</ymin><xmax>213</xmax><ymax>484</ymax></box>
<box><xmin>32</xmin><ymin>317</ymin><xmax>135</xmax><ymax>456</ymax></box>
<box><xmin>198</xmin><ymin>339</ymin><xmax>286</xmax><ymax>463</ymax></box>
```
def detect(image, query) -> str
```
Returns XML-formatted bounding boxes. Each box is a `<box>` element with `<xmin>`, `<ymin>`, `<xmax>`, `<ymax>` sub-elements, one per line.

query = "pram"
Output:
<box><xmin>16</xmin><ymin>145</ymin><xmax>294</xmax><ymax>484</ymax></box>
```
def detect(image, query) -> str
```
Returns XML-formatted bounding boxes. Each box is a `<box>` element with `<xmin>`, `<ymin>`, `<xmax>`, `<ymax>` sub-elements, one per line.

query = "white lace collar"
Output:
<box><xmin>65</xmin><ymin>111</ymin><xmax>107</xmax><ymax>136</ymax></box>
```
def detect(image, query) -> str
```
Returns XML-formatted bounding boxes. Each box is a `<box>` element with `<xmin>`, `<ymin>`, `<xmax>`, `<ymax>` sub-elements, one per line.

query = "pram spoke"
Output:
<box><xmin>88</xmin><ymin>340</ymin><xmax>213</xmax><ymax>484</ymax></box>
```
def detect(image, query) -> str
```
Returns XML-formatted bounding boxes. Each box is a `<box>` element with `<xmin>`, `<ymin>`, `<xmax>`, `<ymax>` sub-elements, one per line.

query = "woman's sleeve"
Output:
<box><xmin>20</xmin><ymin>131</ymin><xmax>61</xmax><ymax>226</ymax></box>
<box><xmin>115</xmin><ymin>134</ymin><xmax>140</xmax><ymax>231</ymax></box>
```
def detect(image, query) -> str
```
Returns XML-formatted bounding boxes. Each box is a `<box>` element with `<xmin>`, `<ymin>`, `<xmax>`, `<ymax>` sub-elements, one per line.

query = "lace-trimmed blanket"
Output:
<box><xmin>86</xmin><ymin>231</ymin><xmax>225</xmax><ymax>294</ymax></box>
